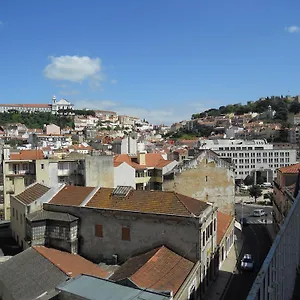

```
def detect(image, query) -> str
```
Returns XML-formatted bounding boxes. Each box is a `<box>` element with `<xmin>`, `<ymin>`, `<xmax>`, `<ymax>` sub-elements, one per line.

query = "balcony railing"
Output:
<box><xmin>247</xmin><ymin>190</ymin><xmax>300</xmax><ymax>300</ymax></box>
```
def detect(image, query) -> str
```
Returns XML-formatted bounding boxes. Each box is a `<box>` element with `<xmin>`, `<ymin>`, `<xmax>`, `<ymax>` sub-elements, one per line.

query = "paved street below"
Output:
<box><xmin>223</xmin><ymin>204</ymin><xmax>273</xmax><ymax>300</ymax></box>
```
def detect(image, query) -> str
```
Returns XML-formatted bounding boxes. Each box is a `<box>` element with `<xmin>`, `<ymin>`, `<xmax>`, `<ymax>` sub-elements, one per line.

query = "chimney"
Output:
<box><xmin>138</xmin><ymin>151</ymin><xmax>146</xmax><ymax>165</ymax></box>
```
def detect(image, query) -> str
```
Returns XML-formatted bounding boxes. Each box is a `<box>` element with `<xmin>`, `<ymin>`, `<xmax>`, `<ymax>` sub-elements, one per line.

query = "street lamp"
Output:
<box><xmin>241</xmin><ymin>200</ymin><xmax>244</xmax><ymax>226</ymax></box>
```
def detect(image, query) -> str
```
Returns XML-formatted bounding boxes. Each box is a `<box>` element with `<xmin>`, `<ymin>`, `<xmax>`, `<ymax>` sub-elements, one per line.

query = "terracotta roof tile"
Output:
<box><xmin>10</xmin><ymin>150</ymin><xmax>44</xmax><ymax>160</ymax></box>
<box><xmin>217</xmin><ymin>211</ymin><xmax>233</xmax><ymax>245</ymax></box>
<box><xmin>33</xmin><ymin>246</ymin><xmax>108</xmax><ymax>278</ymax></box>
<box><xmin>114</xmin><ymin>153</ymin><xmax>174</xmax><ymax>170</ymax></box>
<box><xmin>49</xmin><ymin>186</ymin><xmax>95</xmax><ymax>206</ymax></box>
<box><xmin>86</xmin><ymin>188</ymin><xmax>209</xmax><ymax>217</ymax></box>
<box><xmin>15</xmin><ymin>183</ymin><xmax>50</xmax><ymax>205</ymax></box>
<box><xmin>111</xmin><ymin>246</ymin><xmax>194</xmax><ymax>295</ymax></box>
<box><xmin>279</xmin><ymin>163</ymin><xmax>300</xmax><ymax>174</ymax></box>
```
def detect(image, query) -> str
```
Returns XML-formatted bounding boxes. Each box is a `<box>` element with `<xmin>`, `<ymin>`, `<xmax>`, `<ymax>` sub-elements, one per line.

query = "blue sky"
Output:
<box><xmin>0</xmin><ymin>0</ymin><xmax>300</xmax><ymax>124</ymax></box>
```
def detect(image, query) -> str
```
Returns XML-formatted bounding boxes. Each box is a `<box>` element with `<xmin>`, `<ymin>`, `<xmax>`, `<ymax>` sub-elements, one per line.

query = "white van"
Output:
<box><xmin>253</xmin><ymin>209</ymin><xmax>266</xmax><ymax>217</ymax></box>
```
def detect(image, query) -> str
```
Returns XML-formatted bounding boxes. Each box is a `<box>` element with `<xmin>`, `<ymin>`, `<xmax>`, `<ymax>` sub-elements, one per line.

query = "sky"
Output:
<box><xmin>0</xmin><ymin>0</ymin><xmax>300</xmax><ymax>125</ymax></box>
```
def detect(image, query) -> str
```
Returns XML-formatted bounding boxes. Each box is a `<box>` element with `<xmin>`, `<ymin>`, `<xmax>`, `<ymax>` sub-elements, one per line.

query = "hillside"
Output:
<box><xmin>191</xmin><ymin>95</ymin><xmax>300</xmax><ymax>122</ymax></box>
<box><xmin>0</xmin><ymin>109</ymin><xmax>95</xmax><ymax>129</ymax></box>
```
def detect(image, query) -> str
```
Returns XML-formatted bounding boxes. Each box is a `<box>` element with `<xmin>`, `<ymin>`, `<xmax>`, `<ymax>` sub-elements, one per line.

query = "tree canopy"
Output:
<box><xmin>191</xmin><ymin>95</ymin><xmax>298</xmax><ymax>122</ymax></box>
<box><xmin>0</xmin><ymin>111</ymin><xmax>74</xmax><ymax>129</ymax></box>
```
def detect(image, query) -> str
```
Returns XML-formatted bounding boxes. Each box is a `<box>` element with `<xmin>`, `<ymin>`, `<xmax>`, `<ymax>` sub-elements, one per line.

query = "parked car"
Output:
<box><xmin>240</xmin><ymin>185</ymin><xmax>250</xmax><ymax>191</ymax></box>
<box><xmin>253</xmin><ymin>209</ymin><xmax>266</xmax><ymax>217</ymax></box>
<box><xmin>261</xmin><ymin>182</ymin><xmax>272</xmax><ymax>188</ymax></box>
<box><xmin>240</xmin><ymin>254</ymin><xmax>255</xmax><ymax>271</ymax></box>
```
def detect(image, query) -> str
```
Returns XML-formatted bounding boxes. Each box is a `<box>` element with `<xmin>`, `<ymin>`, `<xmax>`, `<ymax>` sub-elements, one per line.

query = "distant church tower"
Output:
<box><xmin>51</xmin><ymin>95</ymin><xmax>57</xmax><ymax>114</ymax></box>
<box><xmin>52</xmin><ymin>95</ymin><xmax>56</xmax><ymax>104</ymax></box>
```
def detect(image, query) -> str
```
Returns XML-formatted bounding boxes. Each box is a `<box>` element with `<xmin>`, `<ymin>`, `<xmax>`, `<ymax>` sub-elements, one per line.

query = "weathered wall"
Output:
<box><xmin>114</xmin><ymin>163</ymin><xmax>135</xmax><ymax>188</ymax></box>
<box><xmin>163</xmin><ymin>153</ymin><xmax>235</xmax><ymax>216</ymax></box>
<box><xmin>36</xmin><ymin>160</ymin><xmax>59</xmax><ymax>187</ymax></box>
<box><xmin>84</xmin><ymin>156</ymin><xmax>114</xmax><ymax>188</ymax></box>
<box><xmin>175</xmin><ymin>262</ymin><xmax>201</xmax><ymax>300</ymax></box>
<box><xmin>44</xmin><ymin>204</ymin><xmax>200</xmax><ymax>263</ymax></box>
<box><xmin>10</xmin><ymin>197</ymin><xmax>26</xmax><ymax>247</ymax></box>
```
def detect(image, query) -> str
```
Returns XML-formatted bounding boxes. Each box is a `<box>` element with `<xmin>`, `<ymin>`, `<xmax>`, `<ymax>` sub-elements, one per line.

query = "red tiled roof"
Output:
<box><xmin>86</xmin><ymin>188</ymin><xmax>209</xmax><ymax>217</ymax></box>
<box><xmin>114</xmin><ymin>153</ymin><xmax>174</xmax><ymax>170</ymax></box>
<box><xmin>49</xmin><ymin>186</ymin><xmax>95</xmax><ymax>206</ymax></box>
<box><xmin>33</xmin><ymin>246</ymin><xmax>108</xmax><ymax>278</ymax></box>
<box><xmin>0</xmin><ymin>104</ymin><xmax>51</xmax><ymax>108</ymax></box>
<box><xmin>110</xmin><ymin>246</ymin><xmax>194</xmax><ymax>295</ymax></box>
<box><xmin>217</xmin><ymin>211</ymin><xmax>233</xmax><ymax>245</ymax></box>
<box><xmin>10</xmin><ymin>150</ymin><xmax>44</xmax><ymax>160</ymax></box>
<box><xmin>279</xmin><ymin>163</ymin><xmax>300</xmax><ymax>174</ymax></box>
<box><xmin>15</xmin><ymin>183</ymin><xmax>50</xmax><ymax>205</ymax></box>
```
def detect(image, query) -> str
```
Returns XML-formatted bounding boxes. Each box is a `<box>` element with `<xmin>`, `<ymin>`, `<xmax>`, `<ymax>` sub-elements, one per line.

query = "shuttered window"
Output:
<box><xmin>95</xmin><ymin>224</ymin><xmax>103</xmax><ymax>238</ymax></box>
<box><xmin>122</xmin><ymin>227</ymin><xmax>130</xmax><ymax>241</ymax></box>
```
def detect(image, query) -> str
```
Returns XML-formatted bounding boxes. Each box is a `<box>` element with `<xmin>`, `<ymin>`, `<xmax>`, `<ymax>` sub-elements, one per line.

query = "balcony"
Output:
<box><xmin>6</xmin><ymin>170</ymin><xmax>35</xmax><ymax>176</ymax></box>
<box><xmin>247</xmin><ymin>188</ymin><xmax>300</xmax><ymax>299</ymax></box>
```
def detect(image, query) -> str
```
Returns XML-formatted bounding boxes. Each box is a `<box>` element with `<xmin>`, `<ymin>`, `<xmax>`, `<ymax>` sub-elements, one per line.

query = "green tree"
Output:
<box><xmin>289</xmin><ymin>102</ymin><xmax>300</xmax><ymax>114</ymax></box>
<box><xmin>249</xmin><ymin>185</ymin><xmax>262</xmax><ymax>203</ymax></box>
<box><xmin>243</xmin><ymin>175</ymin><xmax>254</xmax><ymax>186</ymax></box>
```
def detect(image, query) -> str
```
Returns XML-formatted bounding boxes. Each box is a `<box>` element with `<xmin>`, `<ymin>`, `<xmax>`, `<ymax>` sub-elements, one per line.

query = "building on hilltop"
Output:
<box><xmin>0</xmin><ymin>95</ymin><xmax>74</xmax><ymax>115</ymax></box>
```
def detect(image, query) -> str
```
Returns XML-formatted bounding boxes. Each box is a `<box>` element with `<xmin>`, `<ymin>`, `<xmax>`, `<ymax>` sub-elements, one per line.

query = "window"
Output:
<box><xmin>205</xmin><ymin>176</ymin><xmax>208</xmax><ymax>182</ymax></box>
<box><xmin>122</xmin><ymin>227</ymin><xmax>131</xmax><ymax>241</ymax></box>
<box><xmin>263</xmin><ymin>153</ymin><xmax>267</xmax><ymax>157</ymax></box>
<box><xmin>16</xmin><ymin>210</ymin><xmax>18</xmax><ymax>221</ymax></box>
<box><xmin>213</xmin><ymin>219</ymin><xmax>216</xmax><ymax>231</ymax></box>
<box><xmin>12</xmin><ymin>208</ymin><xmax>15</xmax><ymax>217</ymax></box>
<box><xmin>41</xmin><ymin>164</ymin><xmax>44</xmax><ymax>170</ymax></box>
<box><xmin>202</xmin><ymin>231</ymin><xmax>205</xmax><ymax>246</ymax></box>
<box><xmin>20</xmin><ymin>214</ymin><xmax>22</xmax><ymax>225</ymax></box>
<box><xmin>95</xmin><ymin>224</ymin><xmax>103</xmax><ymax>237</ymax></box>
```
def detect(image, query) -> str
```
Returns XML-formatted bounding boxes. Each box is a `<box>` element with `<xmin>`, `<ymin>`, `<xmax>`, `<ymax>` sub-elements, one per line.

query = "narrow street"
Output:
<box><xmin>223</xmin><ymin>204</ymin><xmax>273</xmax><ymax>300</ymax></box>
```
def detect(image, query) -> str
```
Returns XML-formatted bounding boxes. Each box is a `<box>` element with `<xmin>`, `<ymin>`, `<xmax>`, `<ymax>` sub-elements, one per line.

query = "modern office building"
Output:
<box><xmin>198</xmin><ymin>139</ymin><xmax>297</xmax><ymax>181</ymax></box>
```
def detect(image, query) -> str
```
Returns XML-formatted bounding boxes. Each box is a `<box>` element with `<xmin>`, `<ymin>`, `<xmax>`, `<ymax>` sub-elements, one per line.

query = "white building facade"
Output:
<box><xmin>198</xmin><ymin>139</ymin><xmax>297</xmax><ymax>181</ymax></box>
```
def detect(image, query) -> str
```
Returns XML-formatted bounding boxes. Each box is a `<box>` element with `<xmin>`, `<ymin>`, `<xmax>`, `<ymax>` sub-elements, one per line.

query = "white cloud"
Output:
<box><xmin>285</xmin><ymin>26</ymin><xmax>300</xmax><ymax>33</ymax></box>
<box><xmin>43</xmin><ymin>55</ymin><xmax>103</xmax><ymax>83</ymax></box>
<box><xmin>111</xmin><ymin>79</ymin><xmax>117</xmax><ymax>84</ymax></box>
<box><xmin>73</xmin><ymin>99</ymin><xmax>210</xmax><ymax>125</ymax></box>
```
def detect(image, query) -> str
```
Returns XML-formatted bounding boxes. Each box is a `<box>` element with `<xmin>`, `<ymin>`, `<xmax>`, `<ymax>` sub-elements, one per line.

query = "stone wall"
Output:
<box><xmin>163</xmin><ymin>150</ymin><xmax>235</xmax><ymax>216</ymax></box>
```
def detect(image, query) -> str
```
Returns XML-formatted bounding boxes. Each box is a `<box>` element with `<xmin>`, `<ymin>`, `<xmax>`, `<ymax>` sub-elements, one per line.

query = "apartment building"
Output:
<box><xmin>3</xmin><ymin>149</ymin><xmax>44</xmax><ymax>219</ymax></box>
<box><xmin>41</xmin><ymin>185</ymin><xmax>218</xmax><ymax>297</ymax></box>
<box><xmin>288</xmin><ymin>127</ymin><xmax>300</xmax><ymax>144</ymax></box>
<box><xmin>198</xmin><ymin>139</ymin><xmax>297</xmax><ymax>181</ymax></box>
<box><xmin>2</xmin><ymin>149</ymin><xmax>114</xmax><ymax>220</ymax></box>
<box><xmin>114</xmin><ymin>151</ymin><xmax>178</xmax><ymax>190</ymax></box>
<box><xmin>111</xmin><ymin>135</ymin><xmax>137</xmax><ymax>155</ymax></box>
<box><xmin>273</xmin><ymin>163</ymin><xmax>300</xmax><ymax>230</ymax></box>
